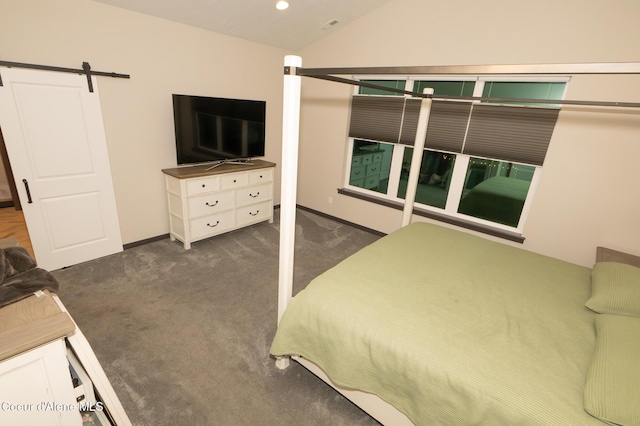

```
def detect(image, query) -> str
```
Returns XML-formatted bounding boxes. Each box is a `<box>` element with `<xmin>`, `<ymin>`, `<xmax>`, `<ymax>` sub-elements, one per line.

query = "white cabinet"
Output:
<box><xmin>162</xmin><ymin>160</ymin><xmax>276</xmax><ymax>249</ymax></box>
<box><xmin>0</xmin><ymin>290</ymin><xmax>131</xmax><ymax>426</ymax></box>
<box><xmin>0</xmin><ymin>339</ymin><xmax>81</xmax><ymax>426</ymax></box>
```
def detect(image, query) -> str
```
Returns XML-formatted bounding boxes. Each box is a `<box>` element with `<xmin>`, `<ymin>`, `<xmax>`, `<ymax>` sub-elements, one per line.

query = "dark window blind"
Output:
<box><xmin>348</xmin><ymin>95</ymin><xmax>405</xmax><ymax>143</ymax></box>
<box><xmin>349</xmin><ymin>94</ymin><xmax>559</xmax><ymax>166</ymax></box>
<box><xmin>400</xmin><ymin>99</ymin><xmax>471</xmax><ymax>153</ymax></box>
<box><xmin>398</xmin><ymin>98</ymin><xmax>420</xmax><ymax>145</ymax></box>
<box><xmin>463</xmin><ymin>104</ymin><xmax>559</xmax><ymax>165</ymax></box>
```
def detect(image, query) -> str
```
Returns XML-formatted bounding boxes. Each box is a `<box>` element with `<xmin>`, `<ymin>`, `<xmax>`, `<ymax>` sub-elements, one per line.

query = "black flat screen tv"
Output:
<box><xmin>172</xmin><ymin>94</ymin><xmax>266</xmax><ymax>166</ymax></box>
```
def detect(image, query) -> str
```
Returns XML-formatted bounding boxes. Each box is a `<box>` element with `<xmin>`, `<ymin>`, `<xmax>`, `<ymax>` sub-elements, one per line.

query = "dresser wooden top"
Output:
<box><xmin>162</xmin><ymin>159</ymin><xmax>276</xmax><ymax>179</ymax></box>
<box><xmin>0</xmin><ymin>290</ymin><xmax>75</xmax><ymax>361</ymax></box>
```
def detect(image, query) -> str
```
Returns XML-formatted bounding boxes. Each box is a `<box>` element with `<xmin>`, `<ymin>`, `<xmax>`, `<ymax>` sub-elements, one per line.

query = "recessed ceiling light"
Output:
<box><xmin>276</xmin><ymin>1</ymin><xmax>289</xmax><ymax>10</ymax></box>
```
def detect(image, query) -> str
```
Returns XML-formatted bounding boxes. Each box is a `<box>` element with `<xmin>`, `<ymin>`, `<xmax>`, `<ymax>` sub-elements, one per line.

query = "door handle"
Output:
<box><xmin>22</xmin><ymin>179</ymin><xmax>33</xmax><ymax>204</ymax></box>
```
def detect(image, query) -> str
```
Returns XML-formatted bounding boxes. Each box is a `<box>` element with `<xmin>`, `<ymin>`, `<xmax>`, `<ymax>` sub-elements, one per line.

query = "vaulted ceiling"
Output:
<box><xmin>93</xmin><ymin>0</ymin><xmax>391</xmax><ymax>51</ymax></box>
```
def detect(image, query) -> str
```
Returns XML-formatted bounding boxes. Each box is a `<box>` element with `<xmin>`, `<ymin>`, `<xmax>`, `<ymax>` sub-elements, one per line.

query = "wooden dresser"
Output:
<box><xmin>162</xmin><ymin>160</ymin><xmax>276</xmax><ymax>249</ymax></box>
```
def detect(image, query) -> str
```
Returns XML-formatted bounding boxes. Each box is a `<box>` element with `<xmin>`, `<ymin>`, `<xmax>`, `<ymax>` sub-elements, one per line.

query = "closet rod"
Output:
<box><xmin>301</xmin><ymin>71</ymin><xmax>640</xmax><ymax>109</ymax></box>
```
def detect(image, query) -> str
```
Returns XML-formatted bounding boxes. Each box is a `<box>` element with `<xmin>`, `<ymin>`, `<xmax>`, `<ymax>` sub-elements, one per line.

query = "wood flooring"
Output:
<box><xmin>0</xmin><ymin>207</ymin><xmax>34</xmax><ymax>259</ymax></box>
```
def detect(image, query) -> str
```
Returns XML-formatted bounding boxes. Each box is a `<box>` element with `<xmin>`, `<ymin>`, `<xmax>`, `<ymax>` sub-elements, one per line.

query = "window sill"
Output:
<box><xmin>337</xmin><ymin>187</ymin><xmax>525</xmax><ymax>243</ymax></box>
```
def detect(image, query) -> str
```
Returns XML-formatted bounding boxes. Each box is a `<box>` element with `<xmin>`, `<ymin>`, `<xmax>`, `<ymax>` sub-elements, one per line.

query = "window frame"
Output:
<box><xmin>342</xmin><ymin>75</ymin><xmax>569</xmax><ymax>238</ymax></box>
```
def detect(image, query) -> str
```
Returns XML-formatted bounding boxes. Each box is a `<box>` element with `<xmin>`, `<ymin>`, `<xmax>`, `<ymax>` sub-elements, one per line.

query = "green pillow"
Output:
<box><xmin>585</xmin><ymin>262</ymin><xmax>640</xmax><ymax>317</ymax></box>
<box><xmin>584</xmin><ymin>314</ymin><xmax>640</xmax><ymax>424</ymax></box>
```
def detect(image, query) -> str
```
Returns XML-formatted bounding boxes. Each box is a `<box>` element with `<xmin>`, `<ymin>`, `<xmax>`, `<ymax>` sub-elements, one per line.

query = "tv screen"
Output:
<box><xmin>172</xmin><ymin>94</ymin><xmax>266</xmax><ymax>165</ymax></box>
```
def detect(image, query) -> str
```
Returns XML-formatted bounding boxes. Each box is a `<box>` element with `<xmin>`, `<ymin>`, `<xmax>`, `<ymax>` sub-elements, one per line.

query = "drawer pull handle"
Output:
<box><xmin>233</xmin><ymin>179</ymin><xmax>237</xmax><ymax>183</ymax></box>
<box><xmin>249</xmin><ymin>192</ymin><xmax>260</xmax><ymax>198</ymax></box>
<box><xmin>206</xmin><ymin>201</ymin><xmax>219</xmax><ymax>207</ymax></box>
<box><xmin>207</xmin><ymin>221</ymin><xmax>220</xmax><ymax>227</ymax></box>
<box><xmin>202</xmin><ymin>184</ymin><xmax>206</xmax><ymax>188</ymax></box>
<box><xmin>249</xmin><ymin>210</ymin><xmax>260</xmax><ymax>216</ymax></box>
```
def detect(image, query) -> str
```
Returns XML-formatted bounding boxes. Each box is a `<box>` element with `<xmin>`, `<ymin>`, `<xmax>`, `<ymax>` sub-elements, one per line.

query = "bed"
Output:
<box><xmin>457</xmin><ymin>176</ymin><xmax>530</xmax><ymax>226</ymax></box>
<box><xmin>271</xmin><ymin>221</ymin><xmax>640</xmax><ymax>425</ymax></box>
<box><xmin>273</xmin><ymin>57</ymin><xmax>640</xmax><ymax>426</ymax></box>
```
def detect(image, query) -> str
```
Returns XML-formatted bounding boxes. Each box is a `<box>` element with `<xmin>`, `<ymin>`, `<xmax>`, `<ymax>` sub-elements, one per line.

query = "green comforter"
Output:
<box><xmin>270</xmin><ymin>222</ymin><xmax>602</xmax><ymax>425</ymax></box>
<box><xmin>458</xmin><ymin>176</ymin><xmax>530</xmax><ymax>227</ymax></box>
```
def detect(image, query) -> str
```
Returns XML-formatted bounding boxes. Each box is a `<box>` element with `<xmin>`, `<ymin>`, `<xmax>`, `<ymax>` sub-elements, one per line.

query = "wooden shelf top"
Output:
<box><xmin>162</xmin><ymin>159</ymin><xmax>276</xmax><ymax>179</ymax></box>
<box><xmin>0</xmin><ymin>290</ymin><xmax>75</xmax><ymax>361</ymax></box>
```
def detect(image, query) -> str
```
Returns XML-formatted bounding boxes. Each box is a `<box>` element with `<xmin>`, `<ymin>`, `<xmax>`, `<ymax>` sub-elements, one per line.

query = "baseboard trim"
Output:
<box><xmin>123</xmin><ymin>234</ymin><xmax>170</xmax><ymax>250</ymax></box>
<box><xmin>123</xmin><ymin>205</ymin><xmax>384</xmax><ymax>251</ymax></box>
<box><xmin>296</xmin><ymin>205</ymin><xmax>386</xmax><ymax>237</ymax></box>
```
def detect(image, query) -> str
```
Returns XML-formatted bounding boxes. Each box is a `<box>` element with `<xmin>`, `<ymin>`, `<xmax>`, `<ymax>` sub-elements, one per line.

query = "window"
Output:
<box><xmin>397</xmin><ymin>148</ymin><xmax>455</xmax><ymax>209</ymax></box>
<box><xmin>457</xmin><ymin>158</ymin><xmax>535</xmax><ymax>227</ymax></box>
<box><xmin>482</xmin><ymin>81</ymin><xmax>566</xmax><ymax>106</ymax></box>
<box><xmin>415</xmin><ymin>80</ymin><xmax>475</xmax><ymax>97</ymax></box>
<box><xmin>358</xmin><ymin>80</ymin><xmax>406</xmax><ymax>96</ymax></box>
<box><xmin>349</xmin><ymin>140</ymin><xmax>393</xmax><ymax>194</ymax></box>
<box><xmin>343</xmin><ymin>77</ymin><xmax>567</xmax><ymax>238</ymax></box>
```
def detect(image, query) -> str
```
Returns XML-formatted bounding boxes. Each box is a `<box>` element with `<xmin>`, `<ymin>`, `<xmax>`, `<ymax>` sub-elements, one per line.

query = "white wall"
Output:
<box><xmin>0</xmin><ymin>0</ymin><xmax>288</xmax><ymax>244</ymax></box>
<box><xmin>296</xmin><ymin>0</ymin><xmax>640</xmax><ymax>266</ymax></box>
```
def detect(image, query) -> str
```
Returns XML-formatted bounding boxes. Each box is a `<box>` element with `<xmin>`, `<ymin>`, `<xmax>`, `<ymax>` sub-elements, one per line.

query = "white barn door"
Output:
<box><xmin>0</xmin><ymin>67</ymin><xmax>122</xmax><ymax>270</ymax></box>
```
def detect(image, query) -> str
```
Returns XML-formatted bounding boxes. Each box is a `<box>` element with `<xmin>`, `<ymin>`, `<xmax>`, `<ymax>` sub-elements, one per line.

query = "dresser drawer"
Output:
<box><xmin>350</xmin><ymin>178</ymin><xmax>365</xmax><ymax>188</ymax></box>
<box><xmin>366</xmin><ymin>163</ymin><xmax>381</xmax><ymax>175</ymax></box>
<box><xmin>221</xmin><ymin>173</ymin><xmax>249</xmax><ymax>189</ymax></box>
<box><xmin>189</xmin><ymin>210</ymin><xmax>235</xmax><ymax>239</ymax></box>
<box><xmin>248</xmin><ymin>168</ymin><xmax>273</xmax><ymax>184</ymax></box>
<box><xmin>236</xmin><ymin>201</ymin><xmax>272</xmax><ymax>226</ymax></box>
<box><xmin>361</xmin><ymin>153</ymin><xmax>374</xmax><ymax>165</ymax></box>
<box><xmin>236</xmin><ymin>183</ymin><xmax>272</xmax><ymax>207</ymax></box>
<box><xmin>364</xmin><ymin>174</ymin><xmax>380</xmax><ymax>189</ymax></box>
<box><xmin>350</xmin><ymin>165</ymin><xmax>366</xmax><ymax>182</ymax></box>
<box><xmin>186</xmin><ymin>176</ymin><xmax>220</xmax><ymax>196</ymax></box>
<box><xmin>187</xmin><ymin>190</ymin><xmax>234</xmax><ymax>218</ymax></box>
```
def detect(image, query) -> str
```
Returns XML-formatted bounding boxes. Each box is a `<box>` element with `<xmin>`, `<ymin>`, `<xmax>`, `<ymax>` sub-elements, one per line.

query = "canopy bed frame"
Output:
<box><xmin>274</xmin><ymin>56</ymin><xmax>640</xmax><ymax>425</ymax></box>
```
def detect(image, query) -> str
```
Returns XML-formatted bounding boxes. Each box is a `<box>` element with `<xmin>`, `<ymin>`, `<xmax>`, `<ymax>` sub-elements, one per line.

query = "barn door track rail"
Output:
<box><xmin>0</xmin><ymin>60</ymin><xmax>130</xmax><ymax>92</ymax></box>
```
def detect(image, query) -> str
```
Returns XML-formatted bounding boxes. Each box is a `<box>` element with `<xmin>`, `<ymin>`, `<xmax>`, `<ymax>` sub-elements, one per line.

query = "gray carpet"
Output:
<box><xmin>53</xmin><ymin>208</ymin><xmax>382</xmax><ymax>426</ymax></box>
